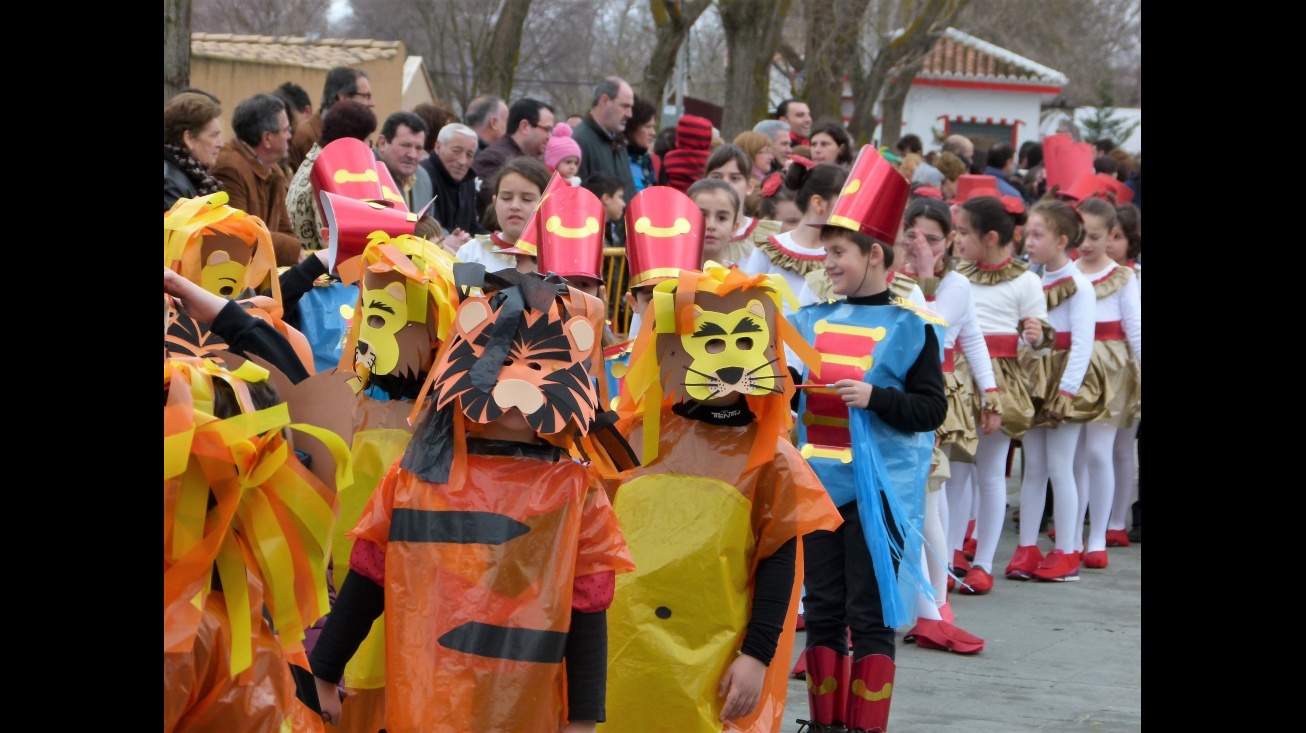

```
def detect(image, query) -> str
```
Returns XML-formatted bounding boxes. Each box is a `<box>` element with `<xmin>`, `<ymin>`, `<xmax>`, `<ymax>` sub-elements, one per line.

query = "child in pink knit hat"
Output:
<box><xmin>544</xmin><ymin>122</ymin><xmax>583</xmax><ymax>186</ymax></box>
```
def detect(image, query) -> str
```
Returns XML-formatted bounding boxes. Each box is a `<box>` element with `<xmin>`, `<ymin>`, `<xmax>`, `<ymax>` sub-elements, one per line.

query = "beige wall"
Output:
<box><xmin>190</xmin><ymin>47</ymin><xmax>415</xmax><ymax>144</ymax></box>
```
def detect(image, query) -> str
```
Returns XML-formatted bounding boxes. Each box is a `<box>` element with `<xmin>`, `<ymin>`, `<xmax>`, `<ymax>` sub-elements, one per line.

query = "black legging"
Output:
<box><xmin>802</xmin><ymin>498</ymin><xmax>901</xmax><ymax>660</ymax></box>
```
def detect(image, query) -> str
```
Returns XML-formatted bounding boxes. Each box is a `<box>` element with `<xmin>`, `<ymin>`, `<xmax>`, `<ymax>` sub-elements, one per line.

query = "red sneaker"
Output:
<box><xmin>1004</xmin><ymin>545</ymin><xmax>1045</xmax><ymax>580</ymax></box>
<box><xmin>1105</xmin><ymin>529</ymin><xmax>1131</xmax><ymax>548</ymax></box>
<box><xmin>1083</xmin><ymin>550</ymin><xmax>1109</xmax><ymax>569</ymax></box>
<box><xmin>958</xmin><ymin>566</ymin><xmax>993</xmax><ymax>595</ymax></box>
<box><xmin>1031</xmin><ymin>549</ymin><xmax>1080</xmax><ymax>582</ymax></box>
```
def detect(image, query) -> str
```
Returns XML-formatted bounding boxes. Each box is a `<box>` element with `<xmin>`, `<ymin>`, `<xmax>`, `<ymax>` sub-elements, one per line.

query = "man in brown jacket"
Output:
<box><xmin>288</xmin><ymin>67</ymin><xmax>374</xmax><ymax>175</ymax></box>
<box><xmin>212</xmin><ymin>93</ymin><xmax>301</xmax><ymax>267</ymax></box>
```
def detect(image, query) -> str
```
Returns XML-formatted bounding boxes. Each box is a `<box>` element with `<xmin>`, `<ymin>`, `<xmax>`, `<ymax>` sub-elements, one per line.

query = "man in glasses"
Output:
<box><xmin>289</xmin><ymin>67</ymin><xmax>373</xmax><ymax>174</ymax></box>
<box><xmin>471</xmin><ymin>96</ymin><xmax>556</xmax><ymax>216</ymax></box>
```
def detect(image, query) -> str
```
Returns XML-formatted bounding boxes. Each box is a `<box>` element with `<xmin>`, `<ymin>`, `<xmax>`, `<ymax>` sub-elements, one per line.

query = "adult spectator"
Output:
<box><xmin>775</xmin><ymin>98</ymin><xmax>812</xmax><ymax>147</ymax></box>
<box><xmin>211</xmin><ymin>93</ymin><xmax>301</xmax><ymax>266</ymax></box>
<box><xmin>982</xmin><ymin>141</ymin><xmax>1023</xmax><ymax>198</ymax></box>
<box><xmin>272</xmin><ymin>82</ymin><xmax>312</xmax><ymax>179</ymax></box>
<box><xmin>471</xmin><ymin>97</ymin><xmax>555</xmax><ymax>222</ymax></box>
<box><xmin>661</xmin><ymin>114</ymin><xmax>713</xmax><ymax>194</ymax></box>
<box><xmin>288</xmin><ymin>67</ymin><xmax>373</xmax><ymax>174</ymax></box>
<box><xmin>412</xmin><ymin>101</ymin><xmax>454</xmax><ymax>160</ymax></box>
<box><xmin>285</xmin><ymin>99</ymin><xmax>377</xmax><ymax>253</ymax></box>
<box><xmin>983</xmin><ymin>142</ymin><xmax>1024</xmax><ymax>198</ymax></box>
<box><xmin>808</xmin><ymin>120</ymin><xmax>854</xmax><ymax>167</ymax></box>
<box><xmin>933</xmin><ymin>151</ymin><xmax>967</xmax><ymax>201</ymax></box>
<box><xmin>753</xmin><ymin>119</ymin><xmax>792</xmax><ymax>172</ymax></box>
<box><xmin>164</xmin><ymin>91</ymin><xmax>225</xmax><ymax>211</ymax></box>
<box><xmin>895</xmin><ymin>133</ymin><xmax>924</xmax><ymax>181</ymax></box>
<box><xmin>1017</xmin><ymin>141</ymin><xmax>1045</xmax><ymax>202</ymax></box>
<box><xmin>942</xmin><ymin>133</ymin><xmax>975</xmax><ymax>171</ymax></box>
<box><xmin>375</xmin><ymin>110</ymin><xmax>434</xmax><ymax>212</ymax></box>
<box><xmin>571</xmin><ymin>76</ymin><xmax>637</xmax><ymax>200</ymax></box>
<box><xmin>420</xmin><ymin>122</ymin><xmax>487</xmax><ymax>247</ymax></box>
<box><xmin>1092</xmin><ymin>138</ymin><xmax>1116</xmax><ymax>158</ymax></box>
<box><xmin>464</xmin><ymin>94</ymin><xmax>508</xmax><ymax>153</ymax></box>
<box><xmin>624</xmin><ymin>94</ymin><xmax>660</xmax><ymax>195</ymax></box>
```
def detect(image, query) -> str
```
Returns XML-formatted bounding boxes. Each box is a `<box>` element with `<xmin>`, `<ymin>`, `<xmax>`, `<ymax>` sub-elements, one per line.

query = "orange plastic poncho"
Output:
<box><xmin>347</xmin><ymin>445</ymin><xmax>634</xmax><ymax>733</ymax></box>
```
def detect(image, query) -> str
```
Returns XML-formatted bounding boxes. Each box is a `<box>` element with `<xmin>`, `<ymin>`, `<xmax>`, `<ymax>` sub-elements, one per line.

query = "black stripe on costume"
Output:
<box><xmin>389</xmin><ymin>508</ymin><xmax>530</xmax><ymax>544</ymax></box>
<box><xmin>438</xmin><ymin>621</ymin><xmax>568</xmax><ymax>663</ymax></box>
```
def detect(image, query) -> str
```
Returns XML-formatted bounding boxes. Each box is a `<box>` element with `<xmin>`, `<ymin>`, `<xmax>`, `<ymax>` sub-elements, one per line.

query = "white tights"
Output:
<box><xmin>1018</xmin><ymin>424</ymin><xmax>1083</xmax><ymax>552</ymax></box>
<box><xmin>970</xmin><ymin>431</ymin><xmax>1012</xmax><ymax>573</ymax></box>
<box><xmin>1073</xmin><ymin>423</ymin><xmax>1118</xmax><ymax>553</ymax></box>
<box><xmin>1108</xmin><ymin>422</ymin><xmax>1139</xmax><ymax>531</ymax></box>
<box><xmin>920</xmin><ymin>487</ymin><xmax>948</xmax><ymax>613</ymax></box>
<box><xmin>944</xmin><ymin>463</ymin><xmax>975</xmax><ymax>567</ymax></box>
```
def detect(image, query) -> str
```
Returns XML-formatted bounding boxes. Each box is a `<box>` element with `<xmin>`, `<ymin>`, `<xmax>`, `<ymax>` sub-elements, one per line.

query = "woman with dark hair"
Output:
<box><xmin>808</xmin><ymin>121</ymin><xmax>854</xmax><ymax>167</ymax></box>
<box><xmin>164</xmin><ymin>92</ymin><xmax>225</xmax><ymax>211</ymax></box>
<box><xmin>624</xmin><ymin>95</ymin><xmax>660</xmax><ymax>194</ymax></box>
<box><xmin>285</xmin><ymin>98</ymin><xmax>380</xmax><ymax>253</ymax></box>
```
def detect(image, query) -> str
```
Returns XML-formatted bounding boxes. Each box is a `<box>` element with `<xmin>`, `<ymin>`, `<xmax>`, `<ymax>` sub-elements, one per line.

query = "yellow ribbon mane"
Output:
<box><xmin>164</xmin><ymin>357</ymin><xmax>350</xmax><ymax>676</ymax></box>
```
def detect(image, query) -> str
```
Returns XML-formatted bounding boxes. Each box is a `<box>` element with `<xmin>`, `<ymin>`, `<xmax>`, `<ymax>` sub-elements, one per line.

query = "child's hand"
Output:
<box><xmin>907</xmin><ymin>231</ymin><xmax>938</xmax><ymax>278</ymax></box>
<box><xmin>443</xmin><ymin>227</ymin><xmax>472</xmax><ymax>254</ymax></box>
<box><xmin>833</xmin><ymin>379</ymin><xmax>873</xmax><ymax>410</ymax></box>
<box><xmin>1022</xmin><ymin>317</ymin><xmax>1043</xmax><ymax>346</ymax></box>
<box><xmin>314</xmin><ymin>677</ymin><xmax>345</xmax><ymax>725</ymax></box>
<box><xmin>164</xmin><ymin>268</ymin><xmax>228</xmax><ymax>323</ymax></box>
<box><xmin>980</xmin><ymin>410</ymin><xmax>1002</xmax><ymax>435</ymax></box>
<box><xmin>718</xmin><ymin>653</ymin><xmax>766</xmax><ymax>722</ymax></box>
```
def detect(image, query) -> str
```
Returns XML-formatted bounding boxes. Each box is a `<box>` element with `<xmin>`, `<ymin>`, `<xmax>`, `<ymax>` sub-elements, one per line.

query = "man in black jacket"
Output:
<box><xmin>571</xmin><ymin>76</ymin><xmax>636</xmax><ymax>199</ymax></box>
<box><xmin>420</xmin><ymin>122</ymin><xmax>488</xmax><ymax>251</ymax></box>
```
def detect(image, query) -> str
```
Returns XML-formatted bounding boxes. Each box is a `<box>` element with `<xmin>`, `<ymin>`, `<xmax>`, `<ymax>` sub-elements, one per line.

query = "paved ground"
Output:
<box><xmin>776</xmin><ymin>448</ymin><xmax>1142</xmax><ymax>732</ymax></box>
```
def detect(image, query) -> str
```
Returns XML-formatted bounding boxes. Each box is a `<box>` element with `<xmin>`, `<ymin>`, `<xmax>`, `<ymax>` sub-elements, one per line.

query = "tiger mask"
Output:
<box><xmin>431</xmin><ymin>284</ymin><xmax>600</xmax><ymax>438</ymax></box>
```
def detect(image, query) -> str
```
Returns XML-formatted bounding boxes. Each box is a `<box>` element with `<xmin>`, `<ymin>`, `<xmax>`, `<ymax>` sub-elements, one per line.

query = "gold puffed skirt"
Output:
<box><xmin>928</xmin><ymin>445</ymin><xmax>951</xmax><ymax>493</ymax></box>
<box><xmin>1065</xmin><ymin>340</ymin><xmax>1140</xmax><ymax>428</ymax></box>
<box><xmin>991</xmin><ymin>356</ymin><xmax>1035</xmax><ymax>440</ymax></box>
<box><xmin>938</xmin><ymin>363</ymin><xmax>979</xmax><ymax>464</ymax></box>
<box><xmin>1025</xmin><ymin>349</ymin><xmax>1096</xmax><ymax>429</ymax></box>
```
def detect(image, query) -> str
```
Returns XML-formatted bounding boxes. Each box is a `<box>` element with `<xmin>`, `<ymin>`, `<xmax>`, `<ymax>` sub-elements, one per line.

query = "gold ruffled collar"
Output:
<box><xmin>757</xmin><ymin>235</ymin><xmax>827</xmax><ymax>277</ymax></box>
<box><xmin>956</xmin><ymin>257</ymin><xmax>1029</xmax><ymax>285</ymax></box>
<box><xmin>1088</xmin><ymin>264</ymin><xmax>1134</xmax><ymax>299</ymax></box>
<box><xmin>1043</xmin><ymin>276</ymin><xmax>1079</xmax><ymax>310</ymax></box>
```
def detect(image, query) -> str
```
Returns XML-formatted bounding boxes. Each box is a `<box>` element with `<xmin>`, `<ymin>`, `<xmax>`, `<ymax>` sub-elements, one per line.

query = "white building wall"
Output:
<box><xmin>899</xmin><ymin>86</ymin><xmax>1045</xmax><ymax>152</ymax></box>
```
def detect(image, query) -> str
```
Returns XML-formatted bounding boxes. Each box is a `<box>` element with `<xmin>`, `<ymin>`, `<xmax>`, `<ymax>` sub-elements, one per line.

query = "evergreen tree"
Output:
<box><xmin>1080</xmin><ymin>85</ymin><xmax>1140</xmax><ymax>149</ymax></box>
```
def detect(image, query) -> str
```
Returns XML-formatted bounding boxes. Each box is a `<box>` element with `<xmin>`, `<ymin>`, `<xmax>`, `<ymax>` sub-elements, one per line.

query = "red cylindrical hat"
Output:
<box><xmin>948</xmin><ymin>174</ymin><xmax>1002</xmax><ymax>205</ymax></box>
<box><xmin>536</xmin><ymin>186</ymin><xmax>606</xmax><ymax>281</ymax></box>
<box><xmin>311</xmin><ymin>138</ymin><xmax>389</xmax><ymax>205</ymax></box>
<box><xmin>1056</xmin><ymin>171</ymin><xmax>1110</xmax><ymax>203</ymax></box>
<box><xmin>494</xmin><ymin>172</ymin><xmax>569</xmax><ymax>257</ymax></box>
<box><xmin>826</xmin><ymin>145</ymin><xmax>910</xmax><ymax>245</ymax></box>
<box><xmin>1095</xmin><ymin>173</ymin><xmax>1135</xmax><ymax>205</ymax></box>
<box><xmin>320</xmin><ymin>192</ymin><xmax>417</xmax><ymax>277</ymax></box>
<box><xmin>1042</xmin><ymin>133</ymin><xmax>1095</xmax><ymax>192</ymax></box>
<box><xmin>624</xmin><ymin>186</ymin><xmax>704</xmax><ymax>286</ymax></box>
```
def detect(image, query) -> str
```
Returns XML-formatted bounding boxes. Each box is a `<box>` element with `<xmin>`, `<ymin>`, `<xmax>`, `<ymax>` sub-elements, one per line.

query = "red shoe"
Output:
<box><xmin>1083</xmin><ymin>550</ymin><xmax>1109</xmax><ymax>569</ymax></box>
<box><xmin>796</xmin><ymin>613</ymin><xmax>806</xmax><ymax>631</ymax></box>
<box><xmin>939</xmin><ymin>602</ymin><xmax>955</xmax><ymax>624</ymax></box>
<box><xmin>1032</xmin><ymin>549</ymin><xmax>1080</xmax><ymax>582</ymax></box>
<box><xmin>1105</xmin><ymin>529</ymin><xmax>1131</xmax><ymax>548</ymax></box>
<box><xmin>958</xmin><ymin>567</ymin><xmax>993</xmax><ymax>595</ymax></box>
<box><xmin>1047</xmin><ymin>527</ymin><xmax>1057</xmax><ymax>539</ymax></box>
<box><xmin>963</xmin><ymin>537</ymin><xmax>977</xmax><ymax>561</ymax></box>
<box><xmin>904</xmin><ymin>618</ymin><xmax>986</xmax><ymax>654</ymax></box>
<box><xmin>1004</xmin><ymin>545</ymin><xmax>1045</xmax><ymax>580</ymax></box>
<box><xmin>947</xmin><ymin>574</ymin><xmax>956</xmax><ymax>592</ymax></box>
<box><xmin>952</xmin><ymin>549</ymin><xmax>971</xmax><ymax>576</ymax></box>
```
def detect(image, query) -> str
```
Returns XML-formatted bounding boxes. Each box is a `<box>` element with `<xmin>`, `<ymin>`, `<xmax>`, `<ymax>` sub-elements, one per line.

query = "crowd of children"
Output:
<box><xmin>164</xmin><ymin>115</ymin><xmax>1140</xmax><ymax>732</ymax></box>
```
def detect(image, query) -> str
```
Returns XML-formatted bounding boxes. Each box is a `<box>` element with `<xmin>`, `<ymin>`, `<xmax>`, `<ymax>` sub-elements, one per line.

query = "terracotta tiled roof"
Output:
<box><xmin>190</xmin><ymin>33</ymin><xmax>401</xmax><ymax>70</ymax></box>
<box><xmin>916</xmin><ymin>28</ymin><xmax>1067</xmax><ymax>86</ymax></box>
